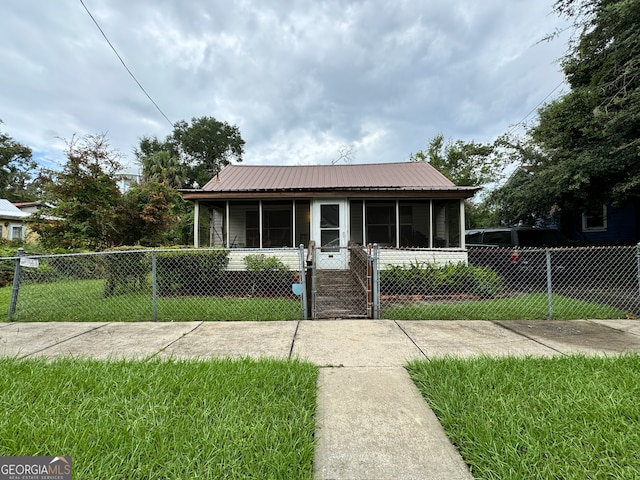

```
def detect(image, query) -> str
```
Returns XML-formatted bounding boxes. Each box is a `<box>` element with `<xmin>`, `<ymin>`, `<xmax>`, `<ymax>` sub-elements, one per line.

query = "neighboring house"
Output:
<box><xmin>180</xmin><ymin>162</ymin><xmax>478</xmax><ymax>269</ymax></box>
<box><xmin>0</xmin><ymin>199</ymin><xmax>31</xmax><ymax>242</ymax></box>
<box><xmin>559</xmin><ymin>200</ymin><xmax>640</xmax><ymax>245</ymax></box>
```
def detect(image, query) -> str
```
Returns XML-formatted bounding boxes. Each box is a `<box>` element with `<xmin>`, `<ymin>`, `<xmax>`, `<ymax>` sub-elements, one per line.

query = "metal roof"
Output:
<box><xmin>0</xmin><ymin>199</ymin><xmax>30</xmax><ymax>219</ymax></box>
<box><xmin>193</xmin><ymin>162</ymin><xmax>476</xmax><ymax>195</ymax></box>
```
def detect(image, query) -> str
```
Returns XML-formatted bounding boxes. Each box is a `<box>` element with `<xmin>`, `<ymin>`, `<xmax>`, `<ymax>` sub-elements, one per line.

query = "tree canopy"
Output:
<box><xmin>491</xmin><ymin>0</ymin><xmax>640</xmax><ymax>224</ymax></box>
<box><xmin>137</xmin><ymin>116</ymin><xmax>245</xmax><ymax>188</ymax></box>
<box><xmin>0</xmin><ymin>121</ymin><xmax>37</xmax><ymax>202</ymax></box>
<box><xmin>410</xmin><ymin>134</ymin><xmax>503</xmax><ymax>188</ymax></box>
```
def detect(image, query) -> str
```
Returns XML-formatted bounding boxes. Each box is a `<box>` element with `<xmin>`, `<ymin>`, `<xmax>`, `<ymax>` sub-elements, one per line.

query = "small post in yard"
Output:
<box><xmin>546</xmin><ymin>248</ymin><xmax>554</xmax><ymax>320</ymax></box>
<box><xmin>298</xmin><ymin>244</ymin><xmax>308</xmax><ymax>320</ymax></box>
<box><xmin>8</xmin><ymin>248</ymin><xmax>25</xmax><ymax>322</ymax></box>
<box><xmin>636</xmin><ymin>243</ymin><xmax>640</xmax><ymax>298</ymax></box>
<box><xmin>151</xmin><ymin>251</ymin><xmax>157</xmax><ymax>322</ymax></box>
<box><xmin>372</xmin><ymin>244</ymin><xmax>380</xmax><ymax>320</ymax></box>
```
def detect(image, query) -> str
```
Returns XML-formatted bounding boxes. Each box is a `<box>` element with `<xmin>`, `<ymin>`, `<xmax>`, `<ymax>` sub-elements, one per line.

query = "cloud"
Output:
<box><xmin>0</xmin><ymin>0</ymin><xmax>571</xmax><ymax>173</ymax></box>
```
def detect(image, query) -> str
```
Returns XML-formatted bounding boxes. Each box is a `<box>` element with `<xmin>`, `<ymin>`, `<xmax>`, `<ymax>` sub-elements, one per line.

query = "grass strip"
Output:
<box><xmin>0</xmin><ymin>279</ymin><xmax>302</xmax><ymax>321</ymax></box>
<box><xmin>383</xmin><ymin>293</ymin><xmax>628</xmax><ymax>320</ymax></box>
<box><xmin>0</xmin><ymin>357</ymin><xmax>318</xmax><ymax>479</ymax></box>
<box><xmin>407</xmin><ymin>355</ymin><xmax>640</xmax><ymax>479</ymax></box>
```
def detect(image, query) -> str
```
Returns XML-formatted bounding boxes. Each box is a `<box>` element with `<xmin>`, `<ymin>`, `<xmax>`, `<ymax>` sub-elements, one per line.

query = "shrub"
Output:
<box><xmin>244</xmin><ymin>254</ymin><xmax>292</xmax><ymax>296</ymax></box>
<box><xmin>103</xmin><ymin>247</ymin><xmax>150</xmax><ymax>297</ymax></box>
<box><xmin>157</xmin><ymin>249</ymin><xmax>229</xmax><ymax>296</ymax></box>
<box><xmin>380</xmin><ymin>261</ymin><xmax>503</xmax><ymax>298</ymax></box>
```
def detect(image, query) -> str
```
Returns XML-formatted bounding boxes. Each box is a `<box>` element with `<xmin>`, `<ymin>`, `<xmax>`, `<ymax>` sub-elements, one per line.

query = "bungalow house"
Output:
<box><xmin>0</xmin><ymin>199</ymin><xmax>31</xmax><ymax>242</ymax></box>
<box><xmin>180</xmin><ymin>162</ymin><xmax>478</xmax><ymax>268</ymax></box>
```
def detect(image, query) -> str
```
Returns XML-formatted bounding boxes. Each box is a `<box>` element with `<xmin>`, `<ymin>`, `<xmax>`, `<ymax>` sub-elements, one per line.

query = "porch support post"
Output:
<box><xmin>428</xmin><ymin>200</ymin><xmax>433</xmax><ymax>248</ymax></box>
<box><xmin>225</xmin><ymin>201</ymin><xmax>230</xmax><ymax>248</ymax></box>
<box><xmin>459</xmin><ymin>199</ymin><xmax>466</xmax><ymax>249</ymax></box>
<box><xmin>193</xmin><ymin>200</ymin><xmax>200</xmax><ymax>247</ymax></box>
<box><xmin>259</xmin><ymin>200</ymin><xmax>263</xmax><ymax>248</ymax></box>
<box><xmin>362</xmin><ymin>200</ymin><xmax>367</xmax><ymax>246</ymax></box>
<box><xmin>292</xmin><ymin>200</ymin><xmax>297</xmax><ymax>248</ymax></box>
<box><xmin>395</xmin><ymin>200</ymin><xmax>400</xmax><ymax>248</ymax></box>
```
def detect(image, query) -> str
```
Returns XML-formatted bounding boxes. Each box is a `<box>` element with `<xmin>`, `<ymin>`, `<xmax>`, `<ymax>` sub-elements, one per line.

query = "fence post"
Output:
<box><xmin>298</xmin><ymin>244</ymin><xmax>308</xmax><ymax>320</ymax></box>
<box><xmin>373</xmin><ymin>244</ymin><xmax>380</xmax><ymax>320</ymax></box>
<box><xmin>8</xmin><ymin>248</ymin><xmax>24</xmax><ymax>322</ymax></box>
<box><xmin>151</xmin><ymin>251</ymin><xmax>157</xmax><ymax>322</ymax></box>
<box><xmin>637</xmin><ymin>243</ymin><xmax>640</xmax><ymax>298</ymax></box>
<box><xmin>546</xmin><ymin>248</ymin><xmax>554</xmax><ymax>320</ymax></box>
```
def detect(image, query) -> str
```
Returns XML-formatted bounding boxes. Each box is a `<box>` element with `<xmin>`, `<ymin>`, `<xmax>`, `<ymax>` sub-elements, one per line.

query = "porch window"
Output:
<box><xmin>262</xmin><ymin>203</ymin><xmax>292</xmax><ymax>247</ymax></box>
<box><xmin>432</xmin><ymin>200</ymin><xmax>461</xmax><ymax>247</ymax></box>
<box><xmin>399</xmin><ymin>201</ymin><xmax>430</xmax><ymax>247</ymax></box>
<box><xmin>366</xmin><ymin>202</ymin><xmax>396</xmax><ymax>246</ymax></box>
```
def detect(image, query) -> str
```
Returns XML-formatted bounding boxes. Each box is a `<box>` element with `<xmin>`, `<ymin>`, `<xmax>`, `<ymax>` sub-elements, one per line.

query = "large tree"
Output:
<box><xmin>410</xmin><ymin>134</ymin><xmax>505</xmax><ymax>227</ymax></box>
<box><xmin>410</xmin><ymin>134</ymin><xmax>503</xmax><ymax>188</ymax></box>
<box><xmin>492</xmin><ymin>0</ymin><xmax>640</xmax><ymax>224</ymax></box>
<box><xmin>137</xmin><ymin>116</ymin><xmax>245</xmax><ymax>188</ymax></box>
<box><xmin>30</xmin><ymin>134</ymin><xmax>123</xmax><ymax>249</ymax></box>
<box><xmin>0</xmin><ymin>121</ymin><xmax>38</xmax><ymax>202</ymax></box>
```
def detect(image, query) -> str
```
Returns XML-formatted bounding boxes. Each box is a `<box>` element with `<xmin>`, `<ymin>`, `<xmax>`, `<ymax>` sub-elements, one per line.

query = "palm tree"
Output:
<box><xmin>141</xmin><ymin>151</ymin><xmax>186</xmax><ymax>188</ymax></box>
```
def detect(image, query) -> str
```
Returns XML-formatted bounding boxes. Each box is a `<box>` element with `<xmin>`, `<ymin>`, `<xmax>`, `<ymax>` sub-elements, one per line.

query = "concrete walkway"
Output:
<box><xmin>2</xmin><ymin>319</ymin><xmax>640</xmax><ymax>479</ymax></box>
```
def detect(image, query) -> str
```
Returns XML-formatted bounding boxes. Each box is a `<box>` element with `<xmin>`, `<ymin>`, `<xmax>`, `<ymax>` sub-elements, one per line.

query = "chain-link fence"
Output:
<box><xmin>2</xmin><ymin>248</ymin><xmax>306</xmax><ymax>322</ymax></box>
<box><xmin>379</xmin><ymin>244</ymin><xmax>640</xmax><ymax>320</ymax></box>
<box><xmin>2</xmin><ymin>244</ymin><xmax>639</xmax><ymax>322</ymax></box>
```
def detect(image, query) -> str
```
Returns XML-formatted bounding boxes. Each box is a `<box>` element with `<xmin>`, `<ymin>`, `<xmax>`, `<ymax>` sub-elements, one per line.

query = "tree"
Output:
<box><xmin>410</xmin><ymin>134</ymin><xmax>506</xmax><ymax>227</ymax></box>
<box><xmin>140</xmin><ymin>150</ymin><xmax>187</xmax><ymax>188</ymax></box>
<box><xmin>136</xmin><ymin>116</ymin><xmax>245</xmax><ymax>188</ymax></box>
<box><xmin>30</xmin><ymin>134</ymin><xmax>123</xmax><ymax>249</ymax></box>
<box><xmin>494</xmin><ymin>0</ymin><xmax>640</xmax><ymax>224</ymax></box>
<box><xmin>410</xmin><ymin>134</ymin><xmax>504</xmax><ymax>188</ymax></box>
<box><xmin>0</xmin><ymin>120</ymin><xmax>38</xmax><ymax>202</ymax></box>
<box><xmin>115</xmin><ymin>182</ymin><xmax>183</xmax><ymax>246</ymax></box>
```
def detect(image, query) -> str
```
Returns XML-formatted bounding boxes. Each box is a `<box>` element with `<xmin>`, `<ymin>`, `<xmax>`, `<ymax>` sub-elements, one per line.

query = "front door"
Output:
<box><xmin>312</xmin><ymin>199</ymin><xmax>347</xmax><ymax>269</ymax></box>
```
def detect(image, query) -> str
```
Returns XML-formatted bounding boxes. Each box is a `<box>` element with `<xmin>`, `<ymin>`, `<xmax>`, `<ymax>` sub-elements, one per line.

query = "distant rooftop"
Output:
<box><xmin>0</xmin><ymin>199</ymin><xmax>30</xmax><ymax>219</ymax></box>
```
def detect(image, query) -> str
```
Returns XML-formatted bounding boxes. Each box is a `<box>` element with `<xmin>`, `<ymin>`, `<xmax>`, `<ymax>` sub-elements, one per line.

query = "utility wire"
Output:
<box><xmin>507</xmin><ymin>79</ymin><xmax>566</xmax><ymax>135</ymax></box>
<box><xmin>79</xmin><ymin>0</ymin><xmax>174</xmax><ymax>128</ymax></box>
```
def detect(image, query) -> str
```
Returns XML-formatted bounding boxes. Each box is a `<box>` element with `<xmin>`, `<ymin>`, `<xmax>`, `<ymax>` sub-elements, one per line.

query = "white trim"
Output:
<box><xmin>582</xmin><ymin>205</ymin><xmax>607</xmax><ymax>232</ymax></box>
<box><xmin>193</xmin><ymin>201</ymin><xmax>200</xmax><ymax>247</ymax></box>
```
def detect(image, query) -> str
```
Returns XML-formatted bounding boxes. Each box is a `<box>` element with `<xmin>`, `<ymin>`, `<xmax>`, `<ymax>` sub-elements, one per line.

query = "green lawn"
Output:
<box><xmin>0</xmin><ymin>279</ymin><xmax>302</xmax><ymax>322</ymax></box>
<box><xmin>383</xmin><ymin>293</ymin><xmax>629</xmax><ymax>320</ymax></box>
<box><xmin>407</xmin><ymin>355</ymin><xmax>640</xmax><ymax>479</ymax></box>
<box><xmin>0</xmin><ymin>357</ymin><xmax>318</xmax><ymax>479</ymax></box>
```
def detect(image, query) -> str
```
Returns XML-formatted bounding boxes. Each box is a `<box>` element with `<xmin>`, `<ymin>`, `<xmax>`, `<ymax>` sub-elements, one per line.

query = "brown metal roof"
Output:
<box><xmin>194</xmin><ymin>162</ymin><xmax>476</xmax><ymax>194</ymax></box>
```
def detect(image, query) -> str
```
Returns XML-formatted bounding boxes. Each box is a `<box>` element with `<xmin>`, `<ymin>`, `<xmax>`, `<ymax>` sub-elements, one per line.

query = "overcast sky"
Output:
<box><xmin>1</xmin><ymin>0</ymin><xmax>571</xmax><ymax>174</ymax></box>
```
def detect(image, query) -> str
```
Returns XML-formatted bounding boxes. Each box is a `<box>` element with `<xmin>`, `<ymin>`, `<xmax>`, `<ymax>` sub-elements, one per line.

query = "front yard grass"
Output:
<box><xmin>0</xmin><ymin>279</ymin><xmax>302</xmax><ymax>321</ymax></box>
<box><xmin>407</xmin><ymin>355</ymin><xmax>640</xmax><ymax>479</ymax></box>
<box><xmin>0</xmin><ymin>357</ymin><xmax>318</xmax><ymax>480</ymax></box>
<box><xmin>383</xmin><ymin>293</ymin><xmax>628</xmax><ymax>320</ymax></box>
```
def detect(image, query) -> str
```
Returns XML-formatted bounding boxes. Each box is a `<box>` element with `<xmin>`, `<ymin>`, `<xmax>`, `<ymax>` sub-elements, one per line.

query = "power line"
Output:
<box><xmin>507</xmin><ymin>79</ymin><xmax>566</xmax><ymax>135</ymax></box>
<box><xmin>79</xmin><ymin>0</ymin><xmax>175</xmax><ymax>128</ymax></box>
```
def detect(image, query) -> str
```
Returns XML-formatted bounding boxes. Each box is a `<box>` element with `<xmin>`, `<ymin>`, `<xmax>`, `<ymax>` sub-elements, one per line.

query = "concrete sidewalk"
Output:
<box><xmin>1</xmin><ymin>319</ymin><xmax>640</xmax><ymax>479</ymax></box>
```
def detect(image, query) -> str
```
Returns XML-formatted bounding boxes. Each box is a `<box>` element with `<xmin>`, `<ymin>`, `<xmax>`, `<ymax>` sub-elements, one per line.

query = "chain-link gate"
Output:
<box><xmin>307</xmin><ymin>243</ymin><xmax>378</xmax><ymax>319</ymax></box>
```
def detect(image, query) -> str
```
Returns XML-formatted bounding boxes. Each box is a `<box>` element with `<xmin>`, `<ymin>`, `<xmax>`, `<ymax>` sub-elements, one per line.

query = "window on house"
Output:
<box><xmin>262</xmin><ymin>203</ymin><xmax>292</xmax><ymax>247</ymax></box>
<box><xmin>10</xmin><ymin>225</ymin><xmax>24</xmax><ymax>241</ymax></box>
<box><xmin>366</xmin><ymin>203</ymin><xmax>396</xmax><ymax>246</ymax></box>
<box><xmin>582</xmin><ymin>205</ymin><xmax>607</xmax><ymax>232</ymax></box>
<box><xmin>399</xmin><ymin>202</ymin><xmax>429</xmax><ymax>247</ymax></box>
<box><xmin>245</xmin><ymin>210</ymin><xmax>259</xmax><ymax>247</ymax></box>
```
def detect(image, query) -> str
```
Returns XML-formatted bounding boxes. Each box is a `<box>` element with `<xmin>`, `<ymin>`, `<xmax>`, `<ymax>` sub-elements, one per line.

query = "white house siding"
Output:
<box><xmin>227</xmin><ymin>248</ymin><xmax>303</xmax><ymax>271</ymax></box>
<box><xmin>228</xmin><ymin>204</ymin><xmax>251</xmax><ymax>247</ymax></box>
<box><xmin>378</xmin><ymin>249</ymin><xmax>468</xmax><ymax>270</ymax></box>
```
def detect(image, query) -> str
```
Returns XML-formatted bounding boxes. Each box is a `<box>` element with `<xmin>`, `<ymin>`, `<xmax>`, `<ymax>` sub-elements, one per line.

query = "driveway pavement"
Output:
<box><xmin>2</xmin><ymin>319</ymin><xmax>639</xmax><ymax>479</ymax></box>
